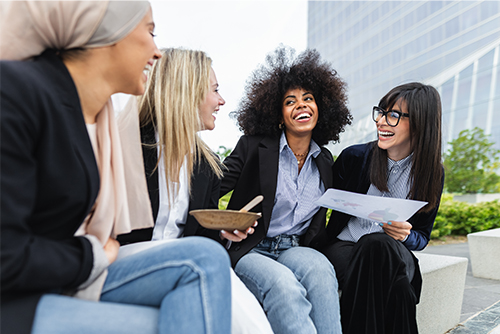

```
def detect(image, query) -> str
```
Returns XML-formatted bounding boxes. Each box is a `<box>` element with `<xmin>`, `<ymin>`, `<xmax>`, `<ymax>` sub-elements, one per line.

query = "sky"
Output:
<box><xmin>114</xmin><ymin>0</ymin><xmax>308</xmax><ymax>152</ymax></box>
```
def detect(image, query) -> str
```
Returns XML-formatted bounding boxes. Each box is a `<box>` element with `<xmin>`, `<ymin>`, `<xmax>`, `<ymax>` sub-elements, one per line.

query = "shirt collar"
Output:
<box><xmin>279</xmin><ymin>131</ymin><xmax>321</xmax><ymax>158</ymax></box>
<box><xmin>387</xmin><ymin>152</ymin><xmax>413</xmax><ymax>172</ymax></box>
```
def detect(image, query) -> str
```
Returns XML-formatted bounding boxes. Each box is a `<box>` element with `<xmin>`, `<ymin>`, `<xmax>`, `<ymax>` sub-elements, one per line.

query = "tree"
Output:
<box><xmin>216</xmin><ymin>145</ymin><xmax>232</xmax><ymax>160</ymax></box>
<box><xmin>443</xmin><ymin>127</ymin><xmax>500</xmax><ymax>193</ymax></box>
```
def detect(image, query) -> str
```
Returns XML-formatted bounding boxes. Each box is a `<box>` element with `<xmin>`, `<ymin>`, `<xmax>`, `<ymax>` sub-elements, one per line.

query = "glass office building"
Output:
<box><xmin>308</xmin><ymin>1</ymin><xmax>500</xmax><ymax>155</ymax></box>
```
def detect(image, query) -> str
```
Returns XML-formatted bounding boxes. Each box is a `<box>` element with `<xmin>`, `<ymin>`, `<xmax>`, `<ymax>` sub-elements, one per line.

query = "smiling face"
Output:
<box><xmin>376</xmin><ymin>98</ymin><xmax>412</xmax><ymax>161</ymax></box>
<box><xmin>281</xmin><ymin>88</ymin><xmax>318</xmax><ymax>139</ymax></box>
<box><xmin>199</xmin><ymin>68</ymin><xmax>225</xmax><ymax>131</ymax></box>
<box><xmin>110</xmin><ymin>7</ymin><xmax>161</xmax><ymax>95</ymax></box>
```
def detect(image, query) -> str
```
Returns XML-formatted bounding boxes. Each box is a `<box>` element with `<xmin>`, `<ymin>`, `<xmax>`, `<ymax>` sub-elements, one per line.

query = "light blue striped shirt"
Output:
<box><xmin>337</xmin><ymin>153</ymin><xmax>413</xmax><ymax>243</ymax></box>
<box><xmin>267</xmin><ymin>131</ymin><xmax>325</xmax><ymax>237</ymax></box>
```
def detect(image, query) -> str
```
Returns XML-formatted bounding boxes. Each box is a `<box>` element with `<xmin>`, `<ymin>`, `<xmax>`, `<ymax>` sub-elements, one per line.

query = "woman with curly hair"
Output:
<box><xmin>220</xmin><ymin>46</ymin><xmax>352</xmax><ymax>334</ymax></box>
<box><xmin>322</xmin><ymin>82</ymin><xmax>444</xmax><ymax>334</ymax></box>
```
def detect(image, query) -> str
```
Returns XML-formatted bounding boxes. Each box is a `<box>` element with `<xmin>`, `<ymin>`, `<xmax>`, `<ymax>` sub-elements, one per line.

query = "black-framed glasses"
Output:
<box><xmin>372</xmin><ymin>106</ymin><xmax>409</xmax><ymax>127</ymax></box>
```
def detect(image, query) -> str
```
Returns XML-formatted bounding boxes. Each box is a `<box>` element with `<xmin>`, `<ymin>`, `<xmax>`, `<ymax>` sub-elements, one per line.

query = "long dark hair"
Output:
<box><xmin>370</xmin><ymin>82</ymin><xmax>443</xmax><ymax>212</ymax></box>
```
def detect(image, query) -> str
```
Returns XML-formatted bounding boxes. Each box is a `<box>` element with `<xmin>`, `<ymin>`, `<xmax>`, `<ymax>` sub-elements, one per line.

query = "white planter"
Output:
<box><xmin>453</xmin><ymin>193</ymin><xmax>500</xmax><ymax>204</ymax></box>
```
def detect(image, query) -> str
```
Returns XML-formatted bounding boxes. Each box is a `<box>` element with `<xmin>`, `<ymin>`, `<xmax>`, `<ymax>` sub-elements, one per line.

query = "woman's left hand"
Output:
<box><xmin>380</xmin><ymin>220</ymin><xmax>412</xmax><ymax>242</ymax></box>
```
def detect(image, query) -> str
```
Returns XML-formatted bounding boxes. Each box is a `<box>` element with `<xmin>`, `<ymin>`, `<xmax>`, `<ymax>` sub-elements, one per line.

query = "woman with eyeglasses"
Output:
<box><xmin>322</xmin><ymin>82</ymin><xmax>444</xmax><ymax>334</ymax></box>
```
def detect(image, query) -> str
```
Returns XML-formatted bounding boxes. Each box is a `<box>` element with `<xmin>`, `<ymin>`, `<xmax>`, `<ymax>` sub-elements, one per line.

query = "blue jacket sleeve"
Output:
<box><xmin>404</xmin><ymin>170</ymin><xmax>444</xmax><ymax>251</ymax></box>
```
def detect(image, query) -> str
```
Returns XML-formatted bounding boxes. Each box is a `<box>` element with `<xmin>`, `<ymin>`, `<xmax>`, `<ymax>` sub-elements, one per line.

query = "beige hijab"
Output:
<box><xmin>0</xmin><ymin>1</ymin><xmax>154</xmax><ymax>244</ymax></box>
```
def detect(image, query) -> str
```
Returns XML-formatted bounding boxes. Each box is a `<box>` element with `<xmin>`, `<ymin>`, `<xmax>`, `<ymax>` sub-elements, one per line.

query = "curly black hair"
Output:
<box><xmin>232</xmin><ymin>46</ymin><xmax>352</xmax><ymax>146</ymax></box>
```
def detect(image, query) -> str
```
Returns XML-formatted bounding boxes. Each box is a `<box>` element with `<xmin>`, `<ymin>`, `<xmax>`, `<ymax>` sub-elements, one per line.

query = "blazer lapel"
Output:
<box><xmin>258</xmin><ymin>136</ymin><xmax>280</xmax><ymax>228</ymax></box>
<box><xmin>140</xmin><ymin>123</ymin><xmax>160</xmax><ymax>221</ymax></box>
<box><xmin>183</xmin><ymin>159</ymin><xmax>210</xmax><ymax>236</ymax></box>
<box><xmin>68</xmin><ymin>104</ymin><xmax>100</xmax><ymax>209</ymax></box>
<box><xmin>53</xmin><ymin>54</ymin><xmax>100</xmax><ymax>209</ymax></box>
<box><xmin>315</xmin><ymin>150</ymin><xmax>333</xmax><ymax>189</ymax></box>
<box><xmin>189</xmin><ymin>160</ymin><xmax>210</xmax><ymax>209</ymax></box>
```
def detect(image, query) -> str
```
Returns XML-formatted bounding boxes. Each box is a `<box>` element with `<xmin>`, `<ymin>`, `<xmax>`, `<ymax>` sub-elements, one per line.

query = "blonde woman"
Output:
<box><xmin>118</xmin><ymin>48</ymin><xmax>273</xmax><ymax>334</ymax></box>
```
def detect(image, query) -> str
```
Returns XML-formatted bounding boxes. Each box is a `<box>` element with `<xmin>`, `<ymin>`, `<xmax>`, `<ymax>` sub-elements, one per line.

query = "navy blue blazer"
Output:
<box><xmin>1</xmin><ymin>50</ymin><xmax>98</xmax><ymax>334</ymax></box>
<box><xmin>325</xmin><ymin>142</ymin><xmax>444</xmax><ymax>251</ymax></box>
<box><xmin>221</xmin><ymin>135</ymin><xmax>334</xmax><ymax>267</ymax></box>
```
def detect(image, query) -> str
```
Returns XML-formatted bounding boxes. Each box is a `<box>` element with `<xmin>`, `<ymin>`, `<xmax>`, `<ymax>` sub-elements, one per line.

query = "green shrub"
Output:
<box><xmin>219</xmin><ymin>191</ymin><xmax>232</xmax><ymax>210</ymax></box>
<box><xmin>443</xmin><ymin>127</ymin><xmax>500</xmax><ymax>194</ymax></box>
<box><xmin>432</xmin><ymin>195</ymin><xmax>500</xmax><ymax>239</ymax></box>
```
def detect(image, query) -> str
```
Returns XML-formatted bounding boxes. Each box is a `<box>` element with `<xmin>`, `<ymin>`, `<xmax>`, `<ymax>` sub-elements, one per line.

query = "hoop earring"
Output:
<box><xmin>279</xmin><ymin>122</ymin><xmax>284</xmax><ymax>130</ymax></box>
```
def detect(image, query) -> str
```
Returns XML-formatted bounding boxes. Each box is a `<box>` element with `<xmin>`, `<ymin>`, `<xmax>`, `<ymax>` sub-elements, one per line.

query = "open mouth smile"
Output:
<box><xmin>293</xmin><ymin>112</ymin><xmax>312</xmax><ymax>121</ymax></box>
<box><xmin>143</xmin><ymin>63</ymin><xmax>152</xmax><ymax>80</ymax></box>
<box><xmin>378</xmin><ymin>130</ymin><xmax>394</xmax><ymax>138</ymax></box>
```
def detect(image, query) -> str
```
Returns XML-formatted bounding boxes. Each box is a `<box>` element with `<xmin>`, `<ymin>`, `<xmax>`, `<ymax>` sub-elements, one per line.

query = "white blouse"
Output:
<box><xmin>152</xmin><ymin>149</ymin><xmax>190</xmax><ymax>241</ymax></box>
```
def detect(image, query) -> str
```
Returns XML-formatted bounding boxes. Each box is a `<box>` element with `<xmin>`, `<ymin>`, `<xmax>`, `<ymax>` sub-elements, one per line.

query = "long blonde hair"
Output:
<box><xmin>139</xmin><ymin>48</ymin><xmax>223</xmax><ymax>203</ymax></box>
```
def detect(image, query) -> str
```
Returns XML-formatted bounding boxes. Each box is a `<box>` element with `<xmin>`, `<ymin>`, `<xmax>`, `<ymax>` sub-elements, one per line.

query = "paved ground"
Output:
<box><xmin>422</xmin><ymin>242</ymin><xmax>500</xmax><ymax>333</ymax></box>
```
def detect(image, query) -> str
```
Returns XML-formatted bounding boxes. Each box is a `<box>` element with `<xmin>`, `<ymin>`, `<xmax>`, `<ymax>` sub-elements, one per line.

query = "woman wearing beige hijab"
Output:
<box><xmin>0</xmin><ymin>2</ymin><xmax>231</xmax><ymax>334</ymax></box>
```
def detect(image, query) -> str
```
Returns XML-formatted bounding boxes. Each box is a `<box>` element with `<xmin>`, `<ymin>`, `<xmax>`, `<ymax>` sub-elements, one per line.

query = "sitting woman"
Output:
<box><xmin>322</xmin><ymin>82</ymin><xmax>444</xmax><ymax>334</ymax></box>
<box><xmin>220</xmin><ymin>46</ymin><xmax>352</xmax><ymax>334</ymax></box>
<box><xmin>117</xmin><ymin>48</ymin><xmax>273</xmax><ymax>334</ymax></box>
<box><xmin>1</xmin><ymin>3</ymin><xmax>231</xmax><ymax>334</ymax></box>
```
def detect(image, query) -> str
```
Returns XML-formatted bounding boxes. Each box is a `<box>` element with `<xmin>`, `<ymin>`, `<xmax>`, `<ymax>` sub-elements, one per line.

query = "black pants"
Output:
<box><xmin>322</xmin><ymin>233</ymin><xmax>420</xmax><ymax>334</ymax></box>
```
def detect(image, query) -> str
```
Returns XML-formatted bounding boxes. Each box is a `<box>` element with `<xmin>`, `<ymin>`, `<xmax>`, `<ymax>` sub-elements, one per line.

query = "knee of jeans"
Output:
<box><xmin>267</xmin><ymin>269</ymin><xmax>306</xmax><ymax>297</ymax></box>
<box><xmin>313</xmin><ymin>256</ymin><xmax>337</xmax><ymax>280</ymax></box>
<box><xmin>184</xmin><ymin>236</ymin><xmax>230</xmax><ymax>269</ymax></box>
<box><xmin>281</xmin><ymin>247</ymin><xmax>335</xmax><ymax>275</ymax></box>
<box><xmin>302</xmin><ymin>256</ymin><xmax>338</xmax><ymax>291</ymax></box>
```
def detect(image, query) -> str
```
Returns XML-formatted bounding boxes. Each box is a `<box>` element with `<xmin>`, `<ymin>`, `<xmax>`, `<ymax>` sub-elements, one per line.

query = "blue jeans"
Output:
<box><xmin>234</xmin><ymin>235</ymin><xmax>342</xmax><ymax>334</ymax></box>
<box><xmin>31</xmin><ymin>237</ymin><xmax>231</xmax><ymax>334</ymax></box>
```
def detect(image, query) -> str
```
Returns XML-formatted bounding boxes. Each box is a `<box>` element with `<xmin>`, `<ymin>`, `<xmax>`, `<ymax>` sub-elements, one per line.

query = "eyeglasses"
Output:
<box><xmin>372</xmin><ymin>106</ymin><xmax>409</xmax><ymax>127</ymax></box>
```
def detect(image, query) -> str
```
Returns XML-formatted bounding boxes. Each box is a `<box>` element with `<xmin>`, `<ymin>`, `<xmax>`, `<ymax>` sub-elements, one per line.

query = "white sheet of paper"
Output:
<box><xmin>316</xmin><ymin>189</ymin><xmax>428</xmax><ymax>223</ymax></box>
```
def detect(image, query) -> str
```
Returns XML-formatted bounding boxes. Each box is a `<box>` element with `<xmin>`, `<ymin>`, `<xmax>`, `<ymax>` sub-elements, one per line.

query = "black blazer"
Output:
<box><xmin>117</xmin><ymin>123</ymin><xmax>222</xmax><ymax>244</ymax></box>
<box><xmin>1</xmin><ymin>50</ymin><xmax>98</xmax><ymax>334</ymax></box>
<box><xmin>323</xmin><ymin>142</ymin><xmax>444</xmax><ymax>302</ymax></box>
<box><xmin>325</xmin><ymin>142</ymin><xmax>444</xmax><ymax>251</ymax></box>
<box><xmin>221</xmin><ymin>135</ymin><xmax>334</xmax><ymax>267</ymax></box>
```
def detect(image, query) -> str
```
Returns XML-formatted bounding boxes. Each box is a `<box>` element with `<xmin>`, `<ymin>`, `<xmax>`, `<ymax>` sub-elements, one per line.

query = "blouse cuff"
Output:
<box><xmin>402</xmin><ymin>234</ymin><xmax>409</xmax><ymax>243</ymax></box>
<box><xmin>71</xmin><ymin>235</ymin><xmax>109</xmax><ymax>301</ymax></box>
<box><xmin>219</xmin><ymin>231</ymin><xmax>232</xmax><ymax>250</ymax></box>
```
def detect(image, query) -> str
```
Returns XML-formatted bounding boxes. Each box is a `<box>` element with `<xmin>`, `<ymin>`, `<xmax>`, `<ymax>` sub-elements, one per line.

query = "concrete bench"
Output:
<box><xmin>413</xmin><ymin>252</ymin><xmax>468</xmax><ymax>334</ymax></box>
<box><xmin>468</xmin><ymin>228</ymin><xmax>500</xmax><ymax>280</ymax></box>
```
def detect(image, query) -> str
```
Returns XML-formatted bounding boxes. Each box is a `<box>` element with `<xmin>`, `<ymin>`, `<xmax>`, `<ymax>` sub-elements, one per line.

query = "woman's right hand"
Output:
<box><xmin>104</xmin><ymin>237</ymin><xmax>120</xmax><ymax>264</ymax></box>
<box><xmin>380</xmin><ymin>220</ymin><xmax>412</xmax><ymax>242</ymax></box>
<box><xmin>220</xmin><ymin>221</ymin><xmax>258</xmax><ymax>242</ymax></box>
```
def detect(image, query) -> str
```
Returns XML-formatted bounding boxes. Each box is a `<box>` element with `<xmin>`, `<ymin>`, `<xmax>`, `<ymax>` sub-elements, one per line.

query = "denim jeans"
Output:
<box><xmin>115</xmin><ymin>239</ymin><xmax>273</xmax><ymax>334</ymax></box>
<box><xmin>31</xmin><ymin>237</ymin><xmax>231</xmax><ymax>334</ymax></box>
<box><xmin>234</xmin><ymin>235</ymin><xmax>342</xmax><ymax>334</ymax></box>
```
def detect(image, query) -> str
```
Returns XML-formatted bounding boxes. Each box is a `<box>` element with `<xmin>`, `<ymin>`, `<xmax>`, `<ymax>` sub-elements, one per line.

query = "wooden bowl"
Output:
<box><xmin>189</xmin><ymin>209</ymin><xmax>261</xmax><ymax>230</ymax></box>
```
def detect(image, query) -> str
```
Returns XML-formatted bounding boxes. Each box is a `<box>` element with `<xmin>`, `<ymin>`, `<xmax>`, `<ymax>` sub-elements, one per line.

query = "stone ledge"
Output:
<box><xmin>468</xmin><ymin>228</ymin><xmax>500</xmax><ymax>280</ymax></box>
<box><xmin>414</xmin><ymin>252</ymin><xmax>468</xmax><ymax>334</ymax></box>
<box><xmin>447</xmin><ymin>300</ymin><xmax>500</xmax><ymax>333</ymax></box>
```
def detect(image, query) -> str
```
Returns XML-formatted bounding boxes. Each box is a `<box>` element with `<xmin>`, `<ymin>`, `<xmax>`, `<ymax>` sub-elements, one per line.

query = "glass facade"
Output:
<box><xmin>308</xmin><ymin>1</ymin><xmax>500</xmax><ymax>155</ymax></box>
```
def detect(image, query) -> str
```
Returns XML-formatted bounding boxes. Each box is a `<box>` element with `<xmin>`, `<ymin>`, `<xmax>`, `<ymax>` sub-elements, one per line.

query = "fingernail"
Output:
<box><xmin>387</xmin><ymin>221</ymin><xmax>392</xmax><ymax>225</ymax></box>
<box><xmin>233</xmin><ymin>230</ymin><xmax>238</xmax><ymax>234</ymax></box>
<box><xmin>379</xmin><ymin>223</ymin><xmax>383</xmax><ymax>226</ymax></box>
